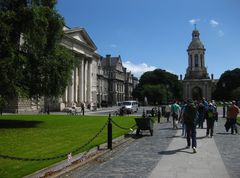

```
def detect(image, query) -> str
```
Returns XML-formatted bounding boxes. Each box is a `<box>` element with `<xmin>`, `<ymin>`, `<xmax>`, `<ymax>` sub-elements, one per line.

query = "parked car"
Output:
<box><xmin>121</xmin><ymin>100</ymin><xmax>138</xmax><ymax>114</ymax></box>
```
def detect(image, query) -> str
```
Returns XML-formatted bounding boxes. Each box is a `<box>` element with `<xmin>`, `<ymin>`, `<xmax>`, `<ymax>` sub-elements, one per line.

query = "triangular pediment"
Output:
<box><xmin>64</xmin><ymin>27</ymin><xmax>97</xmax><ymax>50</ymax></box>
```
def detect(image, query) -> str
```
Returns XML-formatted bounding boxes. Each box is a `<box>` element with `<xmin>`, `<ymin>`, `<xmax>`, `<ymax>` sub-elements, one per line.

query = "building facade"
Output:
<box><xmin>4</xmin><ymin>26</ymin><xmax>138</xmax><ymax>113</ymax></box>
<box><xmin>182</xmin><ymin>28</ymin><xmax>215</xmax><ymax>101</ymax></box>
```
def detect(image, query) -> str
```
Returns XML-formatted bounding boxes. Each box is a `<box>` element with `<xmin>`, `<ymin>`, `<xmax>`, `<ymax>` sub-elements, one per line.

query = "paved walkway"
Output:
<box><xmin>60</xmin><ymin>117</ymin><xmax>239</xmax><ymax>178</ymax></box>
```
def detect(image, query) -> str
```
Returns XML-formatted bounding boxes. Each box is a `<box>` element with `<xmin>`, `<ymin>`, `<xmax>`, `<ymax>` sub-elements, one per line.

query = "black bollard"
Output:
<box><xmin>223</xmin><ymin>103</ymin><xmax>225</xmax><ymax>118</ymax></box>
<box><xmin>142</xmin><ymin>109</ymin><xmax>146</xmax><ymax>118</ymax></box>
<box><xmin>158</xmin><ymin>108</ymin><xmax>161</xmax><ymax>123</ymax></box>
<box><xmin>107</xmin><ymin>113</ymin><xmax>112</xmax><ymax>149</ymax></box>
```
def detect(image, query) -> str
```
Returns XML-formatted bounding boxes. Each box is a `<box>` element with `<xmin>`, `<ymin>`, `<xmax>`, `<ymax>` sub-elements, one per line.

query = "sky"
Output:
<box><xmin>57</xmin><ymin>0</ymin><xmax>240</xmax><ymax>79</ymax></box>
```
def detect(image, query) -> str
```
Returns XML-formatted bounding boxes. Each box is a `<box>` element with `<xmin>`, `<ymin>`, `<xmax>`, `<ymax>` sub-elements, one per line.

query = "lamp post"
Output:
<box><xmin>166</xmin><ymin>84</ymin><xmax>169</xmax><ymax>104</ymax></box>
<box><xmin>222</xmin><ymin>82</ymin><xmax>226</xmax><ymax>118</ymax></box>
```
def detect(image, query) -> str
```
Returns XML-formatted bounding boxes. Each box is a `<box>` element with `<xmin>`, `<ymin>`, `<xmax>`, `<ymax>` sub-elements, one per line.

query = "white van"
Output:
<box><xmin>122</xmin><ymin>100</ymin><xmax>138</xmax><ymax>114</ymax></box>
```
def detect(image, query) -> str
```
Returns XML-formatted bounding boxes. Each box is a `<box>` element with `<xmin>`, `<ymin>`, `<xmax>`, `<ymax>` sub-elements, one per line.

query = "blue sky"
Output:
<box><xmin>57</xmin><ymin>0</ymin><xmax>240</xmax><ymax>79</ymax></box>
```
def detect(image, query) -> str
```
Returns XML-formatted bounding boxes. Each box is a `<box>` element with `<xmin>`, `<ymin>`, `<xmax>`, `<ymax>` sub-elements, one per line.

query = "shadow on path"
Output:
<box><xmin>158</xmin><ymin>147</ymin><xmax>193</xmax><ymax>155</ymax></box>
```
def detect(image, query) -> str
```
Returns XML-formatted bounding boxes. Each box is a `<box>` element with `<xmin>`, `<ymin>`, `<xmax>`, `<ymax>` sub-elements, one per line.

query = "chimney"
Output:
<box><xmin>211</xmin><ymin>74</ymin><xmax>214</xmax><ymax>80</ymax></box>
<box><xmin>180</xmin><ymin>74</ymin><xmax>182</xmax><ymax>80</ymax></box>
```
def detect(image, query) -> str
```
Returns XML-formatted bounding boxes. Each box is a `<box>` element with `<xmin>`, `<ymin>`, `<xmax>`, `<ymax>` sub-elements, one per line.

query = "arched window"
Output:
<box><xmin>200</xmin><ymin>54</ymin><xmax>203</xmax><ymax>67</ymax></box>
<box><xmin>194</xmin><ymin>54</ymin><xmax>199</xmax><ymax>67</ymax></box>
<box><xmin>190</xmin><ymin>55</ymin><xmax>193</xmax><ymax>67</ymax></box>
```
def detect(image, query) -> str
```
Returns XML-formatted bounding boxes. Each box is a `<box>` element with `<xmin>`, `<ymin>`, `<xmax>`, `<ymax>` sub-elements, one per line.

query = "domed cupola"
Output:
<box><xmin>184</xmin><ymin>28</ymin><xmax>209</xmax><ymax>80</ymax></box>
<box><xmin>188</xmin><ymin>30</ymin><xmax>205</xmax><ymax>51</ymax></box>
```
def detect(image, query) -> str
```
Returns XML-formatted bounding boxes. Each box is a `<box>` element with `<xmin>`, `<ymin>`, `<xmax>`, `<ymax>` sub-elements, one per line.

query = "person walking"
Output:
<box><xmin>179</xmin><ymin>101</ymin><xmax>187</xmax><ymax>137</ymax></box>
<box><xmin>197</xmin><ymin>101</ymin><xmax>205</xmax><ymax>129</ymax></box>
<box><xmin>81</xmin><ymin>102</ymin><xmax>85</xmax><ymax>116</ymax></box>
<box><xmin>183</xmin><ymin>99</ymin><xmax>198</xmax><ymax>153</ymax></box>
<box><xmin>165</xmin><ymin>104</ymin><xmax>171</xmax><ymax>122</ymax></box>
<box><xmin>171</xmin><ymin>101</ymin><xmax>180</xmax><ymax>129</ymax></box>
<box><xmin>206</xmin><ymin>103</ymin><xmax>217</xmax><ymax>137</ymax></box>
<box><xmin>227</xmin><ymin>101</ymin><xmax>239</xmax><ymax>135</ymax></box>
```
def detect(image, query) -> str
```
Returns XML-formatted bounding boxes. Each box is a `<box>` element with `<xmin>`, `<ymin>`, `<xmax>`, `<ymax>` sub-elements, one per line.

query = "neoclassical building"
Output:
<box><xmin>55</xmin><ymin>27</ymin><xmax>100</xmax><ymax>110</ymax></box>
<box><xmin>182</xmin><ymin>28</ymin><xmax>215</xmax><ymax>101</ymax></box>
<box><xmin>5</xmin><ymin>26</ymin><xmax>138</xmax><ymax>112</ymax></box>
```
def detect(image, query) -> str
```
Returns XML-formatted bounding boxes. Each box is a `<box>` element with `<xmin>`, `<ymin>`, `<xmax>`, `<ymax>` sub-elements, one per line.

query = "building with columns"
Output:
<box><xmin>53</xmin><ymin>26</ymin><xmax>100</xmax><ymax>110</ymax></box>
<box><xmin>182</xmin><ymin>28</ymin><xmax>215</xmax><ymax>101</ymax></box>
<box><xmin>4</xmin><ymin>26</ymin><xmax>138</xmax><ymax>113</ymax></box>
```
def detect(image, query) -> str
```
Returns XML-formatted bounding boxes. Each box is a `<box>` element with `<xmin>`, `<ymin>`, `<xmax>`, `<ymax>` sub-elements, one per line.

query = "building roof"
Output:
<box><xmin>187</xmin><ymin>29</ymin><xmax>205</xmax><ymax>51</ymax></box>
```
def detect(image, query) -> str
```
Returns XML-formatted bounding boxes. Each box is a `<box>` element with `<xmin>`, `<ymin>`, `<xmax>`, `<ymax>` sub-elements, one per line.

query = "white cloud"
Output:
<box><xmin>122</xmin><ymin>61</ymin><xmax>157</xmax><ymax>78</ymax></box>
<box><xmin>189</xmin><ymin>19</ymin><xmax>200</xmax><ymax>25</ymax></box>
<box><xmin>210</xmin><ymin>19</ymin><xmax>219</xmax><ymax>27</ymax></box>
<box><xmin>109</xmin><ymin>44</ymin><xmax>117</xmax><ymax>48</ymax></box>
<box><xmin>218</xmin><ymin>30</ymin><xmax>224</xmax><ymax>37</ymax></box>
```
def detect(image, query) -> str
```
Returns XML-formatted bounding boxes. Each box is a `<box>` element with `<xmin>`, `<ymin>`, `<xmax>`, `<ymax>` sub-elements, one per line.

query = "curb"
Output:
<box><xmin>24</xmin><ymin>132</ymin><xmax>135</xmax><ymax>178</ymax></box>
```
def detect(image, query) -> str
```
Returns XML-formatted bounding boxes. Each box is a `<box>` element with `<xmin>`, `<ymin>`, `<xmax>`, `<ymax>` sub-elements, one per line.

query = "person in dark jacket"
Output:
<box><xmin>183</xmin><ymin>99</ymin><xmax>198</xmax><ymax>153</ymax></box>
<box><xmin>206</xmin><ymin>103</ymin><xmax>217</xmax><ymax>137</ymax></box>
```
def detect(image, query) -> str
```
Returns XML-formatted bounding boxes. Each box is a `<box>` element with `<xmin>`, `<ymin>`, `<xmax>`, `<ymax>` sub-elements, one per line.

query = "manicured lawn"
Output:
<box><xmin>0</xmin><ymin>115</ymin><xmax>137</xmax><ymax>178</ymax></box>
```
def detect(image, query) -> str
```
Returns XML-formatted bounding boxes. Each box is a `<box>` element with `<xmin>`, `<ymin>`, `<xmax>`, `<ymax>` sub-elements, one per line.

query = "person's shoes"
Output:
<box><xmin>193</xmin><ymin>147</ymin><xmax>197</xmax><ymax>153</ymax></box>
<box><xmin>186</xmin><ymin>146</ymin><xmax>190</xmax><ymax>149</ymax></box>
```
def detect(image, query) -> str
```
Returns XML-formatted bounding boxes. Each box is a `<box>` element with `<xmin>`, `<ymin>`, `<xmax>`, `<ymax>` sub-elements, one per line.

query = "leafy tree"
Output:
<box><xmin>213</xmin><ymin>68</ymin><xmax>240</xmax><ymax>100</ymax></box>
<box><xmin>0</xmin><ymin>0</ymin><xmax>74</xmax><ymax>107</ymax></box>
<box><xmin>133</xmin><ymin>69</ymin><xmax>182</xmax><ymax>104</ymax></box>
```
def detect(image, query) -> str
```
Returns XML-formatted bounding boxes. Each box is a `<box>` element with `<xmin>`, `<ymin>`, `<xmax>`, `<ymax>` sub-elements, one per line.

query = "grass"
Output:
<box><xmin>237</xmin><ymin>117</ymin><xmax>240</xmax><ymax>125</ymax></box>
<box><xmin>0</xmin><ymin>114</ymin><xmax>137</xmax><ymax>178</ymax></box>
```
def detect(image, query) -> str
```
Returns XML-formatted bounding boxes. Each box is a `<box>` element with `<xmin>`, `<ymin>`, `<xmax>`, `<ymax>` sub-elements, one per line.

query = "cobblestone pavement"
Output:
<box><xmin>59</xmin><ymin>115</ymin><xmax>240</xmax><ymax>178</ymax></box>
<box><xmin>214</xmin><ymin>117</ymin><xmax>240</xmax><ymax>178</ymax></box>
<box><xmin>60</xmin><ymin>119</ymin><xmax>177</xmax><ymax>178</ymax></box>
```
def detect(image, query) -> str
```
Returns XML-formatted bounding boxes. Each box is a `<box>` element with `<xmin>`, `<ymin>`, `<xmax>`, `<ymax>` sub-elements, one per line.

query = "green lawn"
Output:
<box><xmin>0</xmin><ymin>114</ymin><xmax>137</xmax><ymax>178</ymax></box>
<box><xmin>237</xmin><ymin>117</ymin><xmax>240</xmax><ymax>125</ymax></box>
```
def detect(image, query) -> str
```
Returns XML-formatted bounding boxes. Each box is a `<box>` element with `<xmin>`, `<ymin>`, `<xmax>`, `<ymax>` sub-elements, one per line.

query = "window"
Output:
<box><xmin>194</xmin><ymin>54</ymin><xmax>199</xmax><ymax>67</ymax></box>
<box><xmin>200</xmin><ymin>54</ymin><xmax>203</xmax><ymax>67</ymax></box>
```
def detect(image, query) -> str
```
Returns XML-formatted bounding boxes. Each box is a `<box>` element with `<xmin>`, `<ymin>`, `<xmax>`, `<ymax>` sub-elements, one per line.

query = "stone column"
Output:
<box><xmin>84</xmin><ymin>59</ymin><xmax>88</xmax><ymax>102</ymax></box>
<box><xmin>69</xmin><ymin>70</ymin><xmax>74</xmax><ymax>104</ymax></box>
<box><xmin>74</xmin><ymin>67</ymin><xmax>78</xmax><ymax>102</ymax></box>
<box><xmin>64</xmin><ymin>87</ymin><xmax>68</xmax><ymax>103</ymax></box>
<box><xmin>79</xmin><ymin>58</ymin><xmax>84</xmax><ymax>102</ymax></box>
<box><xmin>88</xmin><ymin>59</ymin><xmax>92</xmax><ymax>103</ymax></box>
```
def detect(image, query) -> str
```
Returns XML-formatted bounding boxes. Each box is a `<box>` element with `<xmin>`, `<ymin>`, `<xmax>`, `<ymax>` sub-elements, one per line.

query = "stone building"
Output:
<box><xmin>182</xmin><ymin>28</ymin><xmax>215</xmax><ymax>101</ymax></box>
<box><xmin>124</xmin><ymin>71</ymin><xmax>134</xmax><ymax>101</ymax></box>
<box><xmin>4</xmin><ymin>27</ymin><xmax>138</xmax><ymax>112</ymax></box>
<box><xmin>55</xmin><ymin>26</ymin><xmax>100</xmax><ymax>110</ymax></box>
<box><xmin>100</xmin><ymin>55</ymin><xmax>126</xmax><ymax>105</ymax></box>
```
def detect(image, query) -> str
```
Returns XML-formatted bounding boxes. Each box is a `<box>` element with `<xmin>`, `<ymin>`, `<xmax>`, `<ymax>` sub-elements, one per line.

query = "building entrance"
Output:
<box><xmin>192</xmin><ymin>87</ymin><xmax>202</xmax><ymax>101</ymax></box>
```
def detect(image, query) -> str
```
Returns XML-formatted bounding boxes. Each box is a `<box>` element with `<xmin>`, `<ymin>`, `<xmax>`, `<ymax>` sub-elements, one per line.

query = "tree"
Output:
<box><xmin>213</xmin><ymin>68</ymin><xmax>240</xmax><ymax>100</ymax></box>
<box><xmin>0</xmin><ymin>0</ymin><xmax>74</xmax><ymax>107</ymax></box>
<box><xmin>133</xmin><ymin>69</ymin><xmax>182</xmax><ymax>104</ymax></box>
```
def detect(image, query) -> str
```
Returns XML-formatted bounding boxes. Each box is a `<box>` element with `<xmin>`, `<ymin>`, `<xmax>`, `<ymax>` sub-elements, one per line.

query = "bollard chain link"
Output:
<box><xmin>111</xmin><ymin>119</ymin><xmax>136</xmax><ymax>130</ymax></box>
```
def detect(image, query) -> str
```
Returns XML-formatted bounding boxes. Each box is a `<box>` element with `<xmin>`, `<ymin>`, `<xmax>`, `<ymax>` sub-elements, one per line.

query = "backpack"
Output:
<box><xmin>183</xmin><ymin>104</ymin><xmax>197</xmax><ymax>123</ymax></box>
<box><xmin>207</xmin><ymin>106</ymin><xmax>216</xmax><ymax>119</ymax></box>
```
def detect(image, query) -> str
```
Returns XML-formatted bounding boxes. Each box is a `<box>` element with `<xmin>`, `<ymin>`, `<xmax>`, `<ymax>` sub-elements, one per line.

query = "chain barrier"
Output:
<box><xmin>111</xmin><ymin>119</ymin><xmax>136</xmax><ymax>131</ymax></box>
<box><xmin>0</xmin><ymin>121</ymin><xmax>108</xmax><ymax>161</ymax></box>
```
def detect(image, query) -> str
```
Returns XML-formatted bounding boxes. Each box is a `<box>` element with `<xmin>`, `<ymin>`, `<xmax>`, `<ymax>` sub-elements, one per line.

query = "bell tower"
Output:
<box><xmin>184</xmin><ymin>26</ymin><xmax>210</xmax><ymax>79</ymax></box>
<box><xmin>182</xmin><ymin>26</ymin><xmax>214</xmax><ymax>101</ymax></box>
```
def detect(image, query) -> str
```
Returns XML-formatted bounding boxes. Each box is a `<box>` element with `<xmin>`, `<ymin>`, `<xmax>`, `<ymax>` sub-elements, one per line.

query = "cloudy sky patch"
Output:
<box><xmin>210</xmin><ymin>19</ymin><xmax>219</xmax><ymax>27</ymax></box>
<box><xmin>122</xmin><ymin>61</ymin><xmax>157</xmax><ymax>78</ymax></box>
<box><xmin>189</xmin><ymin>19</ymin><xmax>200</xmax><ymax>25</ymax></box>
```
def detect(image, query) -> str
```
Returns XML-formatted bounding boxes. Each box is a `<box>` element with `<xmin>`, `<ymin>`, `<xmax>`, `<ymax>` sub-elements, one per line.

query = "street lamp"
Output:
<box><xmin>222</xmin><ymin>82</ymin><xmax>226</xmax><ymax>118</ymax></box>
<box><xmin>166</xmin><ymin>84</ymin><xmax>169</xmax><ymax>104</ymax></box>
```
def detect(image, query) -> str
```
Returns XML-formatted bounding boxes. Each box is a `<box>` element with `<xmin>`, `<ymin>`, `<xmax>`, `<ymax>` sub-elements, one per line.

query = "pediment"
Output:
<box><xmin>64</xmin><ymin>27</ymin><xmax>97</xmax><ymax>50</ymax></box>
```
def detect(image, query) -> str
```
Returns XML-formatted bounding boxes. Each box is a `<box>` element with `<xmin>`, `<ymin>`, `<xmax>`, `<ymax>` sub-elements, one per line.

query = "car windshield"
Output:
<box><xmin>122</xmin><ymin>102</ymin><xmax>131</xmax><ymax>106</ymax></box>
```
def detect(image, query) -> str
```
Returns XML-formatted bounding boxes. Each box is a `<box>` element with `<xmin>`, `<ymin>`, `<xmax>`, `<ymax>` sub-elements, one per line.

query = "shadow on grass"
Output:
<box><xmin>0</xmin><ymin>120</ymin><xmax>43</xmax><ymax>129</ymax></box>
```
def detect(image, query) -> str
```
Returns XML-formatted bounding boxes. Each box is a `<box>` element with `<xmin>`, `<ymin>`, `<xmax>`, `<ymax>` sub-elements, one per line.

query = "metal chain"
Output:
<box><xmin>0</xmin><ymin>121</ymin><xmax>108</xmax><ymax>161</ymax></box>
<box><xmin>111</xmin><ymin>119</ymin><xmax>136</xmax><ymax>130</ymax></box>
